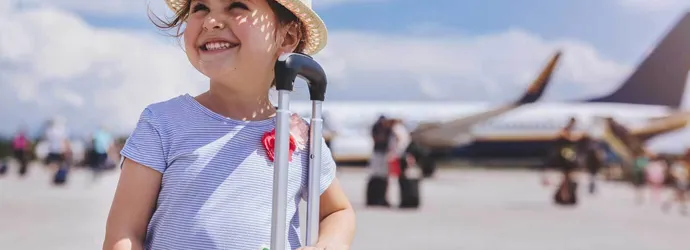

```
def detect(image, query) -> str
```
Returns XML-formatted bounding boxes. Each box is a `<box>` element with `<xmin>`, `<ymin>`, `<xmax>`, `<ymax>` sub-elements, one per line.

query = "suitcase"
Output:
<box><xmin>399</xmin><ymin>178</ymin><xmax>420</xmax><ymax>208</ymax></box>
<box><xmin>366</xmin><ymin>176</ymin><xmax>390</xmax><ymax>207</ymax></box>
<box><xmin>269</xmin><ymin>53</ymin><xmax>328</xmax><ymax>250</ymax></box>
<box><xmin>553</xmin><ymin>179</ymin><xmax>577</xmax><ymax>205</ymax></box>
<box><xmin>398</xmin><ymin>154</ymin><xmax>421</xmax><ymax>209</ymax></box>
<box><xmin>53</xmin><ymin>166</ymin><xmax>69</xmax><ymax>185</ymax></box>
<box><xmin>0</xmin><ymin>161</ymin><xmax>7</xmax><ymax>175</ymax></box>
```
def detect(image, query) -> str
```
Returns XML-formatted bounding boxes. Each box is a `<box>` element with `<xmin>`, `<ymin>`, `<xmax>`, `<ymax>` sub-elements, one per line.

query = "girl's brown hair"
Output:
<box><xmin>148</xmin><ymin>0</ymin><xmax>307</xmax><ymax>53</ymax></box>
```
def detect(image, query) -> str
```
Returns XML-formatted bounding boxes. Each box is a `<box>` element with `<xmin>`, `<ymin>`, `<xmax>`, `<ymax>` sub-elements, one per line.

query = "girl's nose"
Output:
<box><xmin>203</xmin><ymin>16</ymin><xmax>226</xmax><ymax>31</ymax></box>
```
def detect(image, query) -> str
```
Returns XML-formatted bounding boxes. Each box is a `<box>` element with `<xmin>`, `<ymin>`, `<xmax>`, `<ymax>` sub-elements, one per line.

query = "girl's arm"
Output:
<box><xmin>103</xmin><ymin>158</ymin><xmax>163</xmax><ymax>250</ymax></box>
<box><xmin>311</xmin><ymin>178</ymin><xmax>356</xmax><ymax>249</ymax></box>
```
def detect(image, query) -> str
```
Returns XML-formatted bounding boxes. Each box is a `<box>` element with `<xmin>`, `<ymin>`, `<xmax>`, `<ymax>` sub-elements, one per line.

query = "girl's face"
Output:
<box><xmin>183</xmin><ymin>0</ymin><xmax>288</xmax><ymax>90</ymax></box>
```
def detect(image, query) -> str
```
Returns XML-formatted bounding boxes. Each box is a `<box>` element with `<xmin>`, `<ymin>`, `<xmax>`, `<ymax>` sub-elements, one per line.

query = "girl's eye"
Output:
<box><xmin>191</xmin><ymin>3</ymin><xmax>209</xmax><ymax>13</ymax></box>
<box><xmin>228</xmin><ymin>2</ymin><xmax>249</xmax><ymax>11</ymax></box>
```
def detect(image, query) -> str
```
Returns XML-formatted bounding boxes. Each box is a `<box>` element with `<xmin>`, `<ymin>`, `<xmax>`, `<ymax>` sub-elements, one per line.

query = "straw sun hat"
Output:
<box><xmin>164</xmin><ymin>0</ymin><xmax>327</xmax><ymax>55</ymax></box>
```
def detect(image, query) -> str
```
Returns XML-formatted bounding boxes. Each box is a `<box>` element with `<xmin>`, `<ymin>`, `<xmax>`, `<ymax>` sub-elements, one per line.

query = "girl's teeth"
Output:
<box><xmin>206</xmin><ymin>42</ymin><xmax>232</xmax><ymax>51</ymax></box>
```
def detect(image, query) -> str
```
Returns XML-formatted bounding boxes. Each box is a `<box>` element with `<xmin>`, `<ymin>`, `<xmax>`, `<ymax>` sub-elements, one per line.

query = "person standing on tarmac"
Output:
<box><xmin>91</xmin><ymin>126</ymin><xmax>114</xmax><ymax>181</ymax></box>
<box><xmin>366</xmin><ymin>115</ymin><xmax>393</xmax><ymax>207</ymax></box>
<box><xmin>631</xmin><ymin>149</ymin><xmax>652</xmax><ymax>204</ymax></box>
<box><xmin>388</xmin><ymin>119</ymin><xmax>420</xmax><ymax>209</ymax></box>
<box><xmin>579</xmin><ymin>134</ymin><xmax>604</xmax><ymax>194</ymax></box>
<box><xmin>12</xmin><ymin>127</ymin><xmax>31</xmax><ymax>177</ymax></box>
<box><xmin>549</xmin><ymin>117</ymin><xmax>580</xmax><ymax>206</ymax></box>
<box><xmin>43</xmin><ymin>118</ymin><xmax>72</xmax><ymax>185</ymax></box>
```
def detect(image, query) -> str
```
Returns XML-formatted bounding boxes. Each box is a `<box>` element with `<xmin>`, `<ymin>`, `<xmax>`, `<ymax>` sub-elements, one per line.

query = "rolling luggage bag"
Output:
<box><xmin>366</xmin><ymin>175</ymin><xmax>390</xmax><ymax>207</ymax></box>
<box><xmin>553</xmin><ymin>178</ymin><xmax>578</xmax><ymax>205</ymax></box>
<box><xmin>398</xmin><ymin>154</ymin><xmax>421</xmax><ymax>209</ymax></box>
<box><xmin>53</xmin><ymin>166</ymin><xmax>69</xmax><ymax>185</ymax></box>
<box><xmin>269</xmin><ymin>53</ymin><xmax>329</xmax><ymax>250</ymax></box>
<box><xmin>0</xmin><ymin>160</ymin><xmax>7</xmax><ymax>176</ymax></box>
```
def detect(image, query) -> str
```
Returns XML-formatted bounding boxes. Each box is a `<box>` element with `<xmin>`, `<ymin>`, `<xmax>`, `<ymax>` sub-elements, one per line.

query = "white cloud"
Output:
<box><xmin>0</xmin><ymin>5</ymin><xmax>631</xmax><ymax>137</ymax></box>
<box><xmin>0</xmin><ymin>5</ymin><xmax>207</xmax><ymax>136</ymax></box>
<box><xmin>317</xmin><ymin>29</ymin><xmax>629</xmax><ymax>101</ymax></box>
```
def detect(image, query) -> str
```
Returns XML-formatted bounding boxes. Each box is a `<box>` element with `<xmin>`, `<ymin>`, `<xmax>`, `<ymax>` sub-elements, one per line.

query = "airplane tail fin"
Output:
<box><xmin>585</xmin><ymin>12</ymin><xmax>690</xmax><ymax>109</ymax></box>
<box><xmin>514</xmin><ymin>50</ymin><xmax>563</xmax><ymax>104</ymax></box>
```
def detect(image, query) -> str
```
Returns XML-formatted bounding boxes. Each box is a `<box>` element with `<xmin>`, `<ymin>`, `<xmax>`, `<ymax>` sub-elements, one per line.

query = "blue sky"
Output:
<box><xmin>0</xmin><ymin>0</ymin><xmax>688</xmax><ymax>147</ymax></box>
<box><xmin>54</xmin><ymin>0</ymin><xmax>685</xmax><ymax>104</ymax></box>
<box><xmin>72</xmin><ymin>0</ymin><xmax>685</xmax><ymax>63</ymax></box>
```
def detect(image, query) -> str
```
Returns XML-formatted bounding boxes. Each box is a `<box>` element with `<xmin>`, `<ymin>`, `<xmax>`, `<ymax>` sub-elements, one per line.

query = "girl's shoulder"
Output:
<box><xmin>141</xmin><ymin>94</ymin><xmax>192</xmax><ymax>119</ymax></box>
<box><xmin>135</xmin><ymin>94</ymin><xmax>211</xmax><ymax>132</ymax></box>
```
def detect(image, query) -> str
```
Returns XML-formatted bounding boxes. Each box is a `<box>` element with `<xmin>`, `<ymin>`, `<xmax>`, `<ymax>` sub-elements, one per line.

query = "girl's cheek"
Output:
<box><xmin>235</xmin><ymin>25</ymin><xmax>276</xmax><ymax>52</ymax></box>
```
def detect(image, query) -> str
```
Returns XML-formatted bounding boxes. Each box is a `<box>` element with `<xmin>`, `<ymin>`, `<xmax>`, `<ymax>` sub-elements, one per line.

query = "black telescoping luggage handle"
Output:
<box><xmin>274</xmin><ymin>53</ymin><xmax>327</xmax><ymax>101</ymax></box>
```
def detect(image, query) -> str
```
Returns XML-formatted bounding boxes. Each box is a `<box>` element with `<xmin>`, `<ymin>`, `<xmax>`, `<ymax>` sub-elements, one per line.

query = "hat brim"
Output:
<box><xmin>164</xmin><ymin>0</ymin><xmax>327</xmax><ymax>55</ymax></box>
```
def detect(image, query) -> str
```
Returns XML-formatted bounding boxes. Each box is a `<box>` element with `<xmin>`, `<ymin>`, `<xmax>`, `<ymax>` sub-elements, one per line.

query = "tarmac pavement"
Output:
<box><xmin>0</xmin><ymin>163</ymin><xmax>687</xmax><ymax>250</ymax></box>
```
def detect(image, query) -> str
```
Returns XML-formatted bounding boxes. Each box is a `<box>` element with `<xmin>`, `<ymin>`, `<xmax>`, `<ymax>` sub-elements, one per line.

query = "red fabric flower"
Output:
<box><xmin>262</xmin><ymin>128</ymin><xmax>296</xmax><ymax>162</ymax></box>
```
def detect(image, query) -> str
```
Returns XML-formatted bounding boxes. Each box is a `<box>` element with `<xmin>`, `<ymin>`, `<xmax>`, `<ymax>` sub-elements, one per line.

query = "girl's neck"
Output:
<box><xmin>197</xmin><ymin>83</ymin><xmax>275</xmax><ymax>122</ymax></box>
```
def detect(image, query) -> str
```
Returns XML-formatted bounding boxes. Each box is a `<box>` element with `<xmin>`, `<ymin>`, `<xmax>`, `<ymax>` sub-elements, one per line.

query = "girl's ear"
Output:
<box><xmin>275</xmin><ymin>22</ymin><xmax>301</xmax><ymax>55</ymax></box>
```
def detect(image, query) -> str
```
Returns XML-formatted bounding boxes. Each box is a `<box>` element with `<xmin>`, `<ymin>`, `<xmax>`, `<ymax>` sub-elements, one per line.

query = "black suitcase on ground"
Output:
<box><xmin>366</xmin><ymin>176</ymin><xmax>390</xmax><ymax>207</ymax></box>
<box><xmin>0</xmin><ymin>162</ymin><xmax>7</xmax><ymax>175</ymax></box>
<box><xmin>398</xmin><ymin>155</ymin><xmax>421</xmax><ymax>209</ymax></box>
<box><xmin>398</xmin><ymin>177</ymin><xmax>420</xmax><ymax>208</ymax></box>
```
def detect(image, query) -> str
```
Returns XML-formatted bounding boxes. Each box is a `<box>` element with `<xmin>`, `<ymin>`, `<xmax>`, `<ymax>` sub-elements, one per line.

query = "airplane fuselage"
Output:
<box><xmin>289</xmin><ymin>101</ymin><xmax>678</xmax><ymax>163</ymax></box>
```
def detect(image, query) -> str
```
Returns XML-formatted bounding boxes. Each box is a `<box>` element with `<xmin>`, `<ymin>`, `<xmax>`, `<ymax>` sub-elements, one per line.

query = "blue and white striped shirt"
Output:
<box><xmin>120</xmin><ymin>94</ymin><xmax>336</xmax><ymax>250</ymax></box>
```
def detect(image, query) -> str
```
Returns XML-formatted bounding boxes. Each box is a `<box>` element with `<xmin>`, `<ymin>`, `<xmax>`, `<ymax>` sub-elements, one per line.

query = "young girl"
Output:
<box><xmin>102</xmin><ymin>0</ymin><xmax>356</xmax><ymax>249</ymax></box>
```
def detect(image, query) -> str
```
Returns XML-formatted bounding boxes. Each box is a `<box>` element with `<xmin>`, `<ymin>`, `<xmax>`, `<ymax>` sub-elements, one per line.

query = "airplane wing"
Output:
<box><xmin>632</xmin><ymin>111</ymin><xmax>690</xmax><ymax>141</ymax></box>
<box><xmin>410</xmin><ymin>50</ymin><xmax>563</xmax><ymax>148</ymax></box>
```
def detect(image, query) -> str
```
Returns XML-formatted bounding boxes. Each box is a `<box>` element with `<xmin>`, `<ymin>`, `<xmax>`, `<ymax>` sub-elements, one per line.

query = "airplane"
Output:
<box><xmin>289</xmin><ymin>50</ymin><xmax>563</xmax><ymax>164</ymax></box>
<box><xmin>290</xmin><ymin>11</ymin><xmax>690</xmax><ymax>177</ymax></box>
<box><xmin>415</xmin><ymin>11</ymin><xmax>690</xmax><ymax>167</ymax></box>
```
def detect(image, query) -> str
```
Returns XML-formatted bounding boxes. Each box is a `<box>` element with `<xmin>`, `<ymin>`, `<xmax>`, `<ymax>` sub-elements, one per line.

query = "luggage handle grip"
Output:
<box><xmin>275</xmin><ymin>53</ymin><xmax>328</xmax><ymax>101</ymax></box>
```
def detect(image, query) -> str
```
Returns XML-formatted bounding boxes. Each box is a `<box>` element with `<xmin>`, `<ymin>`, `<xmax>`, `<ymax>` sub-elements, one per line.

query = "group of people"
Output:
<box><xmin>0</xmin><ymin>120</ymin><xmax>72</xmax><ymax>183</ymax></box>
<box><xmin>365</xmin><ymin>115</ymin><xmax>422</xmax><ymax>209</ymax></box>
<box><xmin>0</xmin><ymin>119</ymin><xmax>117</xmax><ymax>185</ymax></box>
<box><xmin>630</xmin><ymin>149</ymin><xmax>690</xmax><ymax>215</ymax></box>
<box><xmin>545</xmin><ymin>117</ymin><xmax>689</xmax><ymax>214</ymax></box>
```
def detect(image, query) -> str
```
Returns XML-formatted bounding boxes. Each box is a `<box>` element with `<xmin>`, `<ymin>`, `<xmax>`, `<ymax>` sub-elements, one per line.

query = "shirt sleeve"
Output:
<box><xmin>120</xmin><ymin>108</ymin><xmax>168</xmax><ymax>173</ymax></box>
<box><xmin>301</xmin><ymin>134</ymin><xmax>337</xmax><ymax>202</ymax></box>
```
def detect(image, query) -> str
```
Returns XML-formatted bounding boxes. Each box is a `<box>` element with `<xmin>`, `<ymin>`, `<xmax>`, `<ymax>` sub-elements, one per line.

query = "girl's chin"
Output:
<box><xmin>198</xmin><ymin>62</ymin><xmax>238</xmax><ymax>77</ymax></box>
